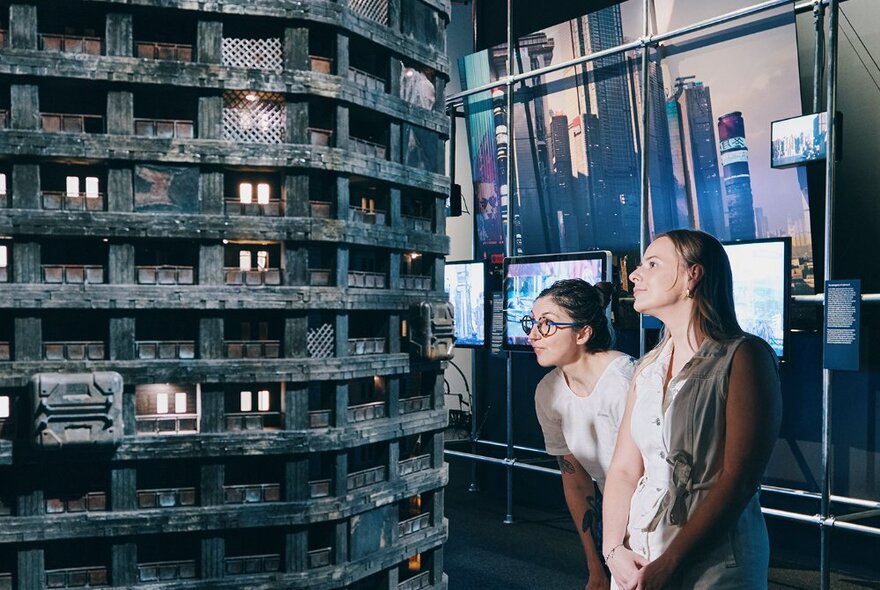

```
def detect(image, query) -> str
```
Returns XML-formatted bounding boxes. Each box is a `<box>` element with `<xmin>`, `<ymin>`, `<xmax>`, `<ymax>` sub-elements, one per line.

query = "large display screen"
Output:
<box><xmin>770</xmin><ymin>112</ymin><xmax>828</xmax><ymax>168</ymax></box>
<box><xmin>723</xmin><ymin>238</ymin><xmax>790</xmax><ymax>357</ymax></box>
<box><xmin>503</xmin><ymin>251</ymin><xmax>611</xmax><ymax>350</ymax></box>
<box><xmin>444</xmin><ymin>261</ymin><xmax>486</xmax><ymax>348</ymax></box>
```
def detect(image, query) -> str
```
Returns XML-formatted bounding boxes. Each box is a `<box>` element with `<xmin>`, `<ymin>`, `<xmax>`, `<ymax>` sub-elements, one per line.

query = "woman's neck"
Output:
<box><xmin>559</xmin><ymin>350</ymin><xmax>614</xmax><ymax>396</ymax></box>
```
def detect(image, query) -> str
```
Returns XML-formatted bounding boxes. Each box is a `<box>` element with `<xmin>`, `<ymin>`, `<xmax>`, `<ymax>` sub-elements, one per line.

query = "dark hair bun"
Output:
<box><xmin>593</xmin><ymin>281</ymin><xmax>616</xmax><ymax>310</ymax></box>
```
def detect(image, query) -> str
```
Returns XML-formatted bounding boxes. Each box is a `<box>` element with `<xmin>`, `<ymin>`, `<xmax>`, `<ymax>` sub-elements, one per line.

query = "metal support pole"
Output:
<box><xmin>503</xmin><ymin>0</ymin><xmax>515</xmax><ymax>526</ymax></box>
<box><xmin>468</xmin><ymin>347</ymin><xmax>480</xmax><ymax>492</ymax></box>
<box><xmin>638</xmin><ymin>0</ymin><xmax>651</xmax><ymax>357</ymax></box>
<box><xmin>813</xmin><ymin>0</ymin><xmax>826</xmax><ymax>112</ymax></box>
<box><xmin>820</xmin><ymin>1</ymin><xmax>839</xmax><ymax>588</ymax></box>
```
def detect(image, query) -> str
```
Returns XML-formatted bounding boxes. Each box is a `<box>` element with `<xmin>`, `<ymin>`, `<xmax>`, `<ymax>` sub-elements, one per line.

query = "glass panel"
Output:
<box><xmin>257</xmin><ymin>183</ymin><xmax>270</xmax><ymax>204</ymax></box>
<box><xmin>174</xmin><ymin>392</ymin><xmax>188</xmax><ymax>414</ymax></box>
<box><xmin>240</xmin><ymin>391</ymin><xmax>252</xmax><ymax>412</ymax></box>
<box><xmin>66</xmin><ymin>176</ymin><xmax>80</xmax><ymax>197</ymax></box>
<box><xmin>257</xmin><ymin>390</ymin><xmax>270</xmax><ymax>412</ymax></box>
<box><xmin>239</xmin><ymin>182</ymin><xmax>253</xmax><ymax>203</ymax></box>
<box><xmin>85</xmin><ymin>176</ymin><xmax>100</xmax><ymax>197</ymax></box>
<box><xmin>156</xmin><ymin>392</ymin><xmax>169</xmax><ymax>414</ymax></box>
<box><xmin>239</xmin><ymin>251</ymin><xmax>252</xmax><ymax>271</ymax></box>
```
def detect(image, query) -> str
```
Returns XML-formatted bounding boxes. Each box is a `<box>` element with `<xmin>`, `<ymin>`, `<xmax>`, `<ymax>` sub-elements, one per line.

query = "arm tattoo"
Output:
<box><xmin>557</xmin><ymin>456</ymin><xmax>576</xmax><ymax>474</ymax></box>
<box><xmin>581</xmin><ymin>496</ymin><xmax>597</xmax><ymax>534</ymax></box>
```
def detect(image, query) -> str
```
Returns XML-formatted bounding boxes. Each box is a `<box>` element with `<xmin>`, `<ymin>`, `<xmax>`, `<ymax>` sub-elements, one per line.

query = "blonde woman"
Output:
<box><xmin>602</xmin><ymin>230</ymin><xmax>782</xmax><ymax>589</ymax></box>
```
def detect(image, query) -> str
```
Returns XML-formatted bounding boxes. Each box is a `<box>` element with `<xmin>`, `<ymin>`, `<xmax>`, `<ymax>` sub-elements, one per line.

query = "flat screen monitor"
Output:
<box><xmin>771</xmin><ymin>112</ymin><xmax>837</xmax><ymax>168</ymax></box>
<box><xmin>444</xmin><ymin>260</ymin><xmax>486</xmax><ymax>348</ymax></box>
<box><xmin>723</xmin><ymin>238</ymin><xmax>791</xmax><ymax>358</ymax></box>
<box><xmin>503</xmin><ymin>251</ymin><xmax>611</xmax><ymax>351</ymax></box>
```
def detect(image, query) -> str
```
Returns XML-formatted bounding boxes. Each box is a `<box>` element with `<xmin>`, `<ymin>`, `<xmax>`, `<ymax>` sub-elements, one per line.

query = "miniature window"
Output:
<box><xmin>239</xmin><ymin>251</ymin><xmax>252</xmax><ymax>271</ymax></box>
<box><xmin>174</xmin><ymin>392</ymin><xmax>187</xmax><ymax>414</ymax></box>
<box><xmin>0</xmin><ymin>173</ymin><xmax>6</xmax><ymax>195</ymax></box>
<box><xmin>65</xmin><ymin>175</ymin><xmax>100</xmax><ymax>197</ymax></box>
<box><xmin>240</xmin><ymin>391</ymin><xmax>252</xmax><ymax>412</ymax></box>
<box><xmin>156</xmin><ymin>392</ymin><xmax>170</xmax><ymax>414</ymax></box>
<box><xmin>0</xmin><ymin>245</ymin><xmax>7</xmax><ymax>268</ymax></box>
<box><xmin>257</xmin><ymin>390</ymin><xmax>270</xmax><ymax>412</ymax></box>
<box><xmin>256</xmin><ymin>250</ymin><xmax>269</xmax><ymax>271</ymax></box>
<box><xmin>239</xmin><ymin>182</ymin><xmax>253</xmax><ymax>204</ymax></box>
<box><xmin>360</xmin><ymin>196</ymin><xmax>376</xmax><ymax>212</ymax></box>
<box><xmin>0</xmin><ymin>396</ymin><xmax>9</xmax><ymax>418</ymax></box>
<box><xmin>256</xmin><ymin>183</ymin><xmax>270</xmax><ymax>204</ymax></box>
<box><xmin>85</xmin><ymin>177</ymin><xmax>99</xmax><ymax>198</ymax></box>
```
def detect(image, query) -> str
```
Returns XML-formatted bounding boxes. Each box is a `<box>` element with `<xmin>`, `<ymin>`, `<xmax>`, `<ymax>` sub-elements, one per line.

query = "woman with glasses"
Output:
<box><xmin>602</xmin><ymin>229</ymin><xmax>781</xmax><ymax>590</ymax></box>
<box><xmin>527</xmin><ymin>278</ymin><xmax>635</xmax><ymax>590</ymax></box>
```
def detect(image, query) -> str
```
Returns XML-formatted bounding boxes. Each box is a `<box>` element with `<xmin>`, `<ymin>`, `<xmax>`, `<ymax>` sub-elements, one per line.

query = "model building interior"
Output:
<box><xmin>0</xmin><ymin>0</ymin><xmax>451</xmax><ymax>588</ymax></box>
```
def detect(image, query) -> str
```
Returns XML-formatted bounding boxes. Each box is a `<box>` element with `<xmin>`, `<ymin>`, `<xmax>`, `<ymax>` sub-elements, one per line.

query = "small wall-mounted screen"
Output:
<box><xmin>444</xmin><ymin>261</ymin><xmax>486</xmax><ymax>348</ymax></box>
<box><xmin>503</xmin><ymin>251</ymin><xmax>611</xmax><ymax>351</ymax></box>
<box><xmin>771</xmin><ymin>112</ymin><xmax>828</xmax><ymax>168</ymax></box>
<box><xmin>723</xmin><ymin>238</ymin><xmax>791</xmax><ymax>358</ymax></box>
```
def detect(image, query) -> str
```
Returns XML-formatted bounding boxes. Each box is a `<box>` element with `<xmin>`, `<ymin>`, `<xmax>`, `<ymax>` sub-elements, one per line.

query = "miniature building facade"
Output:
<box><xmin>0</xmin><ymin>0</ymin><xmax>449</xmax><ymax>587</ymax></box>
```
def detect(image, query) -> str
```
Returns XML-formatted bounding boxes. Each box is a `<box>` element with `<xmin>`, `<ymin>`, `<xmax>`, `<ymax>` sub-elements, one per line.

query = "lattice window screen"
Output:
<box><xmin>221</xmin><ymin>37</ymin><xmax>283</xmax><ymax>71</ymax></box>
<box><xmin>348</xmin><ymin>0</ymin><xmax>389</xmax><ymax>26</ymax></box>
<box><xmin>222</xmin><ymin>91</ymin><xmax>286</xmax><ymax>144</ymax></box>
<box><xmin>307</xmin><ymin>323</ymin><xmax>336</xmax><ymax>358</ymax></box>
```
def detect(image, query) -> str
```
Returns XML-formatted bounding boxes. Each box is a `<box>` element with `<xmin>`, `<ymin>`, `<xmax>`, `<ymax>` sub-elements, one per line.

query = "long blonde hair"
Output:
<box><xmin>638</xmin><ymin>229</ymin><xmax>743</xmax><ymax>369</ymax></box>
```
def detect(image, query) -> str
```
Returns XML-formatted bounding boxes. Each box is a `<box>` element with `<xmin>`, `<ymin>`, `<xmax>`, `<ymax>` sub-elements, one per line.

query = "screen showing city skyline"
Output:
<box><xmin>771</xmin><ymin>112</ymin><xmax>829</xmax><ymax>168</ymax></box>
<box><xmin>459</xmin><ymin>0</ymin><xmax>814</xmax><ymax>295</ymax></box>
<box><xmin>444</xmin><ymin>261</ymin><xmax>486</xmax><ymax>347</ymax></box>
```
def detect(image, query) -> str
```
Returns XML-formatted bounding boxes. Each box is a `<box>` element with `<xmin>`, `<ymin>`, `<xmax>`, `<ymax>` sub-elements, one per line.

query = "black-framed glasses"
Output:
<box><xmin>520</xmin><ymin>316</ymin><xmax>582</xmax><ymax>337</ymax></box>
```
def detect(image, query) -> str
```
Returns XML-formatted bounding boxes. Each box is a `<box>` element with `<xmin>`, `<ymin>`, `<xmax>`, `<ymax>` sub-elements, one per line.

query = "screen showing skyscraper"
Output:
<box><xmin>723</xmin><ymin>238</ymin><xmax>790</xmax><ymax>357</ymax></box>
<box><xmin>771</xmin><ymin>112</ymin><xmax>829</xmax><ymax>168</ymax></box>
<box><xmin>444</xmin><ymin>261</ymin><xmax>486</xmax><ymax>347</ymax></box>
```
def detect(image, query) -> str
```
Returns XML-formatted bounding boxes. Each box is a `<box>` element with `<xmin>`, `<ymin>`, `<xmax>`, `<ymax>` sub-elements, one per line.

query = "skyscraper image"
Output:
<box><xmin>718</xmin><ymin>111</ymin><xmax>757</xmax><ymax>240</ymax></box>
<box><xmin>669</xmin><ymin>77</ymin><xmax>729</xmax><ymax>240</ymax></box>
<box><xmin>549</xmin><ymin>112</ymin><xmax>580</xmax><ymax>251</ymax></box>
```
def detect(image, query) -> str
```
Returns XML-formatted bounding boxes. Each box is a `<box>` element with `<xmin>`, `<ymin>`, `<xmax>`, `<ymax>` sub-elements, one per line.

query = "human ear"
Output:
<box><xmin>576</xmin><ymin>325</ymin><xmax>592</xmax><ymax>346</ymax></box>
<box><xmin>687</xmin><ymin>264</ymin><xmax>704</xmax><ymax>294</ymax></box>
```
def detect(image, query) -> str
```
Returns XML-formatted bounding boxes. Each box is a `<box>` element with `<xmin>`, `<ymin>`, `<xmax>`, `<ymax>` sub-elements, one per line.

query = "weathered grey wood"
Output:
<box><xmin>199</xmin><ymin>169</ymin><xmax>224</xmax><ymax>214</ymax></box>
<box><xmin>13</xmin><ymin>317</ymin><xmax>40</xmax><ymax>360</ymax></box>
<box><xmin>335</xmin><ymin>521</ymin><xmax>348</xmax><ymax>565</ymax></box>
<box><xmin>389</xmin><ymin>253</ymin><xmax>401</xmax><ymax>290</ymax></box>
<box><xmin>386</xmin><ymin>376</ymin><xmax>400</xmax><ymax>418</ymax></box>
<box><xmin>335</xmin><ymin>32</ymin><xmax>350</xmax><ymax>77</ymax></box>
<box><xmin>16</xmin><ymin>548</ymin><xmax>44</xmax><ymax>590</ymax></box>
<box><xmin>122</xmin><ymin>385</ymin><xmax>136</xmax><ymax>436</ymax></box>
<box><xmin>284</xmin><ymin>173</ymin><xmax>309</xmax><ymax>218</ymax></box>
<box><xmin>285</xmin><ymin>457</ymin><xmax>309</xmax><ymax>500</ymax></box>
<box><xmin>11</xmin><ymin>163</ymin><xmax>40</xmax><ymax>209</ymax></box>
<box><xmin>107</xmin><ymin>91</ymin><xmax>134</xmax><ymax>135</ymax></box>
<box><xmin>389</xmin><ymin>188</ymin><xmax>402</xmax><ymax>229</ymax></box>
<box><xmin>335</xmin><ymin>176</ymin><xmax>350</xmax><ymax>221</ymax></box>
<box><xmin>286</xmin><ymin>100</ymin><xmax>309</xmax><ymax>145</ymax></box>
<box><xmin>106</xmin><ymin>12</ymin><xmax>134</xmax><ymax>57</ymax></box>
<box><xmin>199</xmin><ymin>243</ymin><xmax>224</xmax><ymax>285</ymax></box>
<box><xmin>335</xmin><ymin>105</ymin><xmax>350</xmax><ymax>150</ymax></box>
<box><xmin>199</xmin><ymin>317</ymin><xmax>224</xmax><ymax>359</ymax></box>
<box><xmin>387</xmin><ymin>313</ymin><xmax>400</xmax><ymax>354</ymax></box>
<box><xmin>108</xmin><ymin>243</ymin><xmax>135</xmax><ymax>284</ymax></box>
<box><xmin>335</xmin><ymin>247</ymin><xmax>349</xmax><ymax>293</ymax></box>
<box><xmin>9</xmin><ymin>3</ymin><xmax>37</xmax><ymax>51</ymax></box>
<box><xmin>285</xmin><ymin>528</ymin><xmax>308</xmax><ymax>572</ymax></box>
<box><xmin>10</xmin><ymin>84</ymin><xmax>39</xmax><ymax>131</ymax></box>
<box><xmin>11</xmin><ymin>240</ymin><xmax>40</xmax><ymax>282</ymax></box>
<box><xmin>284</xmin><ymin>247</ymin><xmax>308</xmax><ymax>287</ymax></box>
<box><xmin>431</xmin><ymin>546</ymin><xmax>444</xmax><ymax>585</ymax></box>
<box><xmin>389</xmin><ymin>56</ymin><xmax>402</xmax><ymax>98</ymax></box>
<box><xmin>388</xmin><ymin>440</ymin><xmax>400</xmax><ymax>482</ymax></box>
<box><xmin>111</xmin><ymin>541</ymin><xmax>138</xmax><ymax>586</ymax></box>
<box><xmin>284</xmin><ymin>316</ymin><xmax>308</xmax><ymax>358</ymax></box>
<box><xmin>333</xmin><ymin>451</ymin><xmax>348</xmax><ymax>497</ymax></box>
<box><xmin>334</xmin><ymin>382</ymin><xmax>348</xmax><ymax>429</ymax></box>
<box><xmin>201</xmin><ymin>462</ymin><xmax>225</xmax><ymax>504</ymax></box>
<box><xmin>198</xmin><ymin>96</ymin><xmax>223</xmax><ymax>142</ymax></box>
<box><xmin>202</xmin><ymin>536</ymin><xmax>225</xmax><ymax>579</ymax></box>
<box><xmin>333</xmin><ymin>314</ymin><xmax>348</xmax><ymax>367</ymax></box>
<box><xmin>197</xmin><ymin>20</ymin><xmax>223</xmax><ymax>64</ymax></box>
<box><xmin>389</xmin><ymin>121</ymin><xmax>402</xmax><ymax>164</ymax></box>
<box><xmin>109</xmin><ymin>317</ymin><xmax>136</xmax><ymax>361</ymax></box>
<box><xmin>284</xmin><ymin>26</ymin><xmax>310</xmax><ymax>73</ymax></box>
<box><xmin>108</xmin><ymin>167</ymin><xmax>134</xmax><ymax>212</ymax></box>
<box><xmin>199</xmin><ymin>386</ymin><xmax>224</xmax><ymax>434</ymax></box>
<box><xmin>389</xmin><ymin>0</ymin><xmax>402</xmax><ymax>31</ymax></box>
<box><xmin>111</xmin><ymin>466</ymin><xmax>137</xmax><ymax>511</ymax></box>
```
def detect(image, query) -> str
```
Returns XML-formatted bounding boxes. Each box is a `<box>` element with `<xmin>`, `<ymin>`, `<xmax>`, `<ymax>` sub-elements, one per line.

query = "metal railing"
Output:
<box><xmin>136</xmin><ymin>265</ymin><xmax>195</xmax><ymax>285</ymax></box>
<box><xmin>135</xmin><ymin>340</ymin><xmax>196</xmax><ymax>360</ymax></box>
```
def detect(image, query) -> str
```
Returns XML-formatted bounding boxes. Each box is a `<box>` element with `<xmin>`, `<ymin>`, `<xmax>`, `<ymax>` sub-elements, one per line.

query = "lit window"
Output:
<box><xmin>0</xmin><ymin>173</ymin><xmax>6</xmax><ymax>195</ymax></box>
<box><xmin>0</xmin><ymin>396</ymin><xmax>9</xmax><ymax>418</ymax></box>
<box><xmin>239</xmin><ymin>183</ymin><xmax>253</xmax><ymax>204</ymax></box>
<box><xmin>0</xmin><ymin>245</ymin><xmax>7</xmax><ymax>268</ymax></box>
<box><xmin>156</xmin><ymin>392</ymin><xmax>169</xmax><ymax>414</ymax></box>
<box><xmin>239</xmin><ymin>250</ymin><xmax>252</xmax><ymax>271</ymax></box>
<box><xmin>257</xmin><ymin>390</ymin><xmax>270</xmax><ymax>412</ymax></box>
<box><xmin>240</xmin><ymin>391</ymin><xmax>252</xmax><ymax>412</ymax></box>
<box><xmin>85</xmin><ymin>177</ymin><xmax>100</xmax><ymax>198</ymax></box>
<box><xmin>400</xmin><ymin>319</ymin><xmax>408</xmax><ymax>338</ymax></box>
<box><xmin>66</xmin><ymin>176</ymin><xmax>79</xmax><ymax>197</ymax></box>
<box><xmin>256</xmin><ymin>183</ymin><xmax>270</xmax><ymax>204</ymax></box>
<box><xmin>256</xmin><ymin>250</ymin><xmax>269</xmax><ymax>271</ymax></box>
<box><xmin>174</xmin><ymin>392</ymin><xmax>188</xmax><ymax>414</ymax></box>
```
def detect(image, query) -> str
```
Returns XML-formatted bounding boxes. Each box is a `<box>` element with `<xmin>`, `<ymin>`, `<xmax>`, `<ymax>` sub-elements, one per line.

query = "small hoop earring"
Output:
<box><xmin>686</xmin><ymin>288</ymin><xmax>693</xmax><ymax>299</ymax></box>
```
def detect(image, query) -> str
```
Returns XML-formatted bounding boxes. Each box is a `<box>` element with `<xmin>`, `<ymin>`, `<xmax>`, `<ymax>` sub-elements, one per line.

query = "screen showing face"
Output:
<box><xmin>771</xmin><ymin>112</ymin><xmax>827</xmax><ymax>168</ymax></box>
<box><xmin>444</xmin><ymin>262</ymin><xmax>485</xmax><ymax>347</ymax></box>
<box><xmin>504</xmin><ymin>258</ymin><xmax>604</xmax><ymax>348</ymax></box>
<box><xmin>723</xmin><ymin>240</ymin><xmax>788</xmax><ymax>357</ymax></box>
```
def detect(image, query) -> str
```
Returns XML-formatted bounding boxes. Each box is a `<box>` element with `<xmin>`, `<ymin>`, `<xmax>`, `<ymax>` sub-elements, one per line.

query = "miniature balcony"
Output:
<box><xmin>135</xmin><ymin>414</ymin><xmax>199</xmax><ymax>435</ymax></box>
<box><xmin>401</xmin><ymin>274</ymin><xmax>432</xmax><ymax>290</ymax></box>
<box><xmin>45</xmin><ymin>566</ymin><xmax>108</xmax><ymax>589</ymax></box>
<box><xmin>309</xmin><ymin>268</ymin><xmax>332</xmax><ymax>287</ymax></box>
<box><xmin>136</xmin><ymin>341</ymin><xmax>196</xmax><ymax>360</ymax></box>
<box><xmin>40</xmin><ymin>113</ymin><xmax>104</xmax><ymax>134</ymax></box>
<box><xmin>225</xmin><ymin>411</ymin><xmax>282</xmax><ymax>431</ymax></box>
<box><xmin>137</xmin><ymin>560</ymin><xmax>196</xmax><ymax>583</ymax></box>
<box><xmin>223</xmin><ymin>483</ymin><xmax>280</xmax><ymax>504</ymax></box>
<box><xmin>398</xmin><ymin>571</ymin><xmax>431</xmax><ymax>590</ymax></box>
<box><xmin>43</xmin><ymin>341</ymin><xmax>105</xmax><ymax>361</ymax></box>
<box><xmin>223</xmin><ymin>268</ymin><xmax>282</xmax><ymax>286</ymax></box>
<box><xmin>136</xmin><ymin>487</ymin><xmax>196</xmax><ymax>509</ymax></box>
<box><xmin>309</xmin><ymin>409</ymin><xmax>332</xmax><ymax>428</ymax></box>
<box><xmin>346</xmin><ymin>465</ymin><xmax>386</xmax><ymax>491</ymax></box>
<box><xmin>223</xmin><ymin>199</ymin><xmax>282</xmax><ymax>217</ymax></box>
<box><xmin>349</xmin><ymin>206</ymin><xmax>386</xmax><ymax>225</ymax></box>
<box><xmin>347</xmin><ymin>270</ymin><xmax>386</xmax><ymax>289</ymax></box>
<box><xmin>135</xmin><ymin>41</ymin><xmax>193</xmax><ymax>62</ymax></box>
<box><xmin>308</xmin><ymin>479</ymin><xmax>331</xmax><ymax>499</ymax></box>
<box><xmin>398</xmin><ymin>512</ymin><xmax>431</xmax><ymax>537</ymax></box>
<box><xmin>40</xmin><ymin>33</ymin><xmax>103</xmax><ymax>55</ymax></box>
<box><xmin>400</xmin><ymin>395</ymin><xmax>431</xmax><ymax>414</ymax></box>
<box><xmin>307</xmin><ymin>548</ymin><xmax>331</xmax><ymax>569</ymax></box>
<box><xmin>136</xmin><ymin>265</ymin><xmax>195</xmax><ymax>285</ymax></box>
<box><xmin>309</xmin><ymin>201</ymin><xmax>333</xmax><ymax>219</ymax></box>
<box><xmin>350</xmin><ymin>136</ymin><xmax>387</xmax><ymax>160</ymax></box>
<box><xmin>347</xmin><ymin>400</ymin><xmax>385</xmax><ymax>423</ymax></box>
<box><xmin>224</xmin><ymin>340</ymin><xmax>281</xmax><ymax>359</ymax></box>
<box><xmin>402</xmin><ymin>214</ymin><xmax>433</xmax><ymax>233</ymax></box>
<box><xmin>347</xmin><ymin>337</ymin><xmax>386</xmax><ymax>356</ymax></box>
<box><xmin>309</xmin><ymin>55</ymin><xmax>333</xmax><ymax>74</ymax></box>
<box><xmin>399</xmin><ymin>454</ymin><xmax>431</xmax><ymax>477</ymax></box>
<box><xmin>0</xmin><ymin>342</ymin><xmax>9</xmax><ymax>361</ymax></box>
<box><xmin>308</xmin><ymin>127</ymin><xmax>333</xmax><ymax>147</ymax></box>
<box><xmin>347</xmin><ymin>66</ymin><xmax>386</xmax><ymax>93</ymax></box>
<box><xmin>134</xmin><ymin>118</ymin><xmax>195</xmax><ymax>139</ymax></box>
<box><xmin>42</xmin><ymin>191</ymin><xmax>105</xmax><ymax>211</ymax></box>
<box><xmin>42</xmin><ymin>264</ymin><xmax>105</xmax><ymax>284</ymax></box>
<box><xmin>46</xmin><ymin>492</ymin><xmax>107</xmax><ymax>514</ymax></box>
<box><xmin>224</xmin><ymin>554</ymin><xmax>280</xmax><ymax>576</ymax></box>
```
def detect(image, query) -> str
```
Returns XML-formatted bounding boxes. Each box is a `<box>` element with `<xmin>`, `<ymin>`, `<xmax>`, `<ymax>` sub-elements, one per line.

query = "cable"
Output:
<box><xmin>839</xmin><ymin>24</ymin><xmax>880</xmax><ymax>96</ymax></box>
<box><xmin>840</xmin><ymin>8</ymin><xmax>880</xmax><ymax>78</ymax></box>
